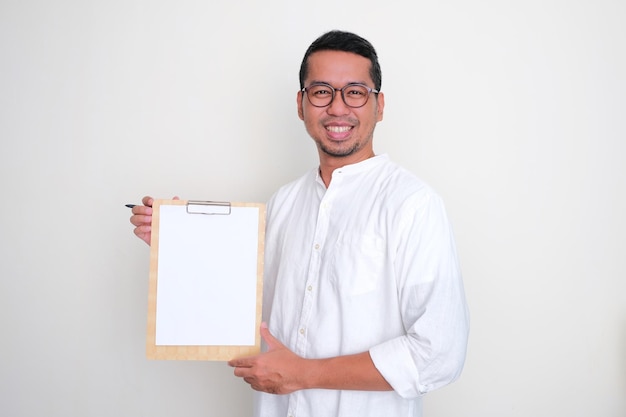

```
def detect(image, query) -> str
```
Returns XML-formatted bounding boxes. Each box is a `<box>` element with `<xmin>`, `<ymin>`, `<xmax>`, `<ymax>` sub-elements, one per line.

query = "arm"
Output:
<box><xmin>369</xmin><ymin>193</ymin><xmax>470</xmax><ymax>398</ymax></box>
<box><xmin>228</xmin><ymin>323</ymin><xmax>392</xmax><ymax>395</ymax></box>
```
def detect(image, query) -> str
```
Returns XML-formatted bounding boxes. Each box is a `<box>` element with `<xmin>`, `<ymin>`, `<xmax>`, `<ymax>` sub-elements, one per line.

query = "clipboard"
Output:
<box><xmin>146</xmin><ymin>199</ymin><xmax>265</xmax><ymax>361</ymax></box>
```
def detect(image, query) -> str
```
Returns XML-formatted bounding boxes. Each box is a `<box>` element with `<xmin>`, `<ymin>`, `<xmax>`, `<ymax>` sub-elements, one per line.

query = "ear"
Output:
<box><xmin>297</xmin><ymin>90</ymin><xmax>305</xmax><ymax>120</ymax></box>
<box><xmin>376</xmin><ymin>91</ymin><xmax>385</xmax><ymax>122</ymax></box>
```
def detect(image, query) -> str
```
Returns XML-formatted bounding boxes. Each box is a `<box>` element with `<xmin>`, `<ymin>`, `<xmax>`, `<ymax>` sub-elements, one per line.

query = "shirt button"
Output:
<box><xmin>299</xmin><ymin>328</ymin><xmax>305</xmax><ymax>335</ymax></box>
<box><xmin>307</xmin><ymin>285</ymin><xmax>313</xmax><ymax>291</ymax></box>
<box><xmin>314</xmin><ymin>244</ymin><xmax>320</xmax><ymax>250</ymax></box>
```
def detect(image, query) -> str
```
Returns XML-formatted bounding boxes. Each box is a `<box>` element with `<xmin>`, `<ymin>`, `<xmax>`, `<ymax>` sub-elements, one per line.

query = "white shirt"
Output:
<box><xmin>256</xmin><ymin>155</ymin><xmax>469</xmax><ymax>417</ymax></box>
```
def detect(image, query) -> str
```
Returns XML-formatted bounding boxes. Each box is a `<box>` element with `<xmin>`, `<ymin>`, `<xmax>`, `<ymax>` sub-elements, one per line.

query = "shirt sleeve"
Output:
<box><xmin>369</xmin><ymin>192</ymin><xmax>470</xmax><ymax>399</ymax></box>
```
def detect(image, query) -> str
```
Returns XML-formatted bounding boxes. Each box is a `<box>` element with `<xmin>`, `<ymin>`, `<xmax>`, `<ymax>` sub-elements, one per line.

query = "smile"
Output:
<box><xmin>326</xmin><ymin>126</ymin><xmax>352</xmax><ymax>133</ymax></box>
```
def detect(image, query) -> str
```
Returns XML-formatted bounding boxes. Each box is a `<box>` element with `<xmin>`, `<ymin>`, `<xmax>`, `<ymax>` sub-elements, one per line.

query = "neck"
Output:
<box><xmin>318</xmin><ymin>150</ymin><xmax>376</xmax><ymax>187</ymax></box>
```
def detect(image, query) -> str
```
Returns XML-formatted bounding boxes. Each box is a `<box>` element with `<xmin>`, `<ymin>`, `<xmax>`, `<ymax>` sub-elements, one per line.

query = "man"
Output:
<box><xmin>130</xmin><ymin>30</ymin><xmax>469</xmax><ymax>417</ymax></box>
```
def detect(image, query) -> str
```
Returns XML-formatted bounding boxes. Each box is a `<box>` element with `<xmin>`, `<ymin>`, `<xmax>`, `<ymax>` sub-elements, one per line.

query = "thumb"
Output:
<box><xmin>260</xmin><ymin>322</ymin><xmax>283</xmax><ymax>350</ymax></box>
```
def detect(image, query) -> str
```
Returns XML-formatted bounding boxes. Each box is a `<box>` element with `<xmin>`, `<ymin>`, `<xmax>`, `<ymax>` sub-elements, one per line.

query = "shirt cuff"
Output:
<box><xmin>369</xmin><ymin>337</ymin><xmax>426</xmax><ymax>399</ymax></box>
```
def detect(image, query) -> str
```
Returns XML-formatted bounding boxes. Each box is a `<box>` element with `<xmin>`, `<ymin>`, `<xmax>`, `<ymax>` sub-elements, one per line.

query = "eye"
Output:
<box><xmin>345</xmin><ymin>86</ymin><xmax>367</xmax><ymax>96</ymax></box>
<box><xmin>311</xmin><ymin>87</ymin><xmax>332</xmax><ymax>96</ymax></box>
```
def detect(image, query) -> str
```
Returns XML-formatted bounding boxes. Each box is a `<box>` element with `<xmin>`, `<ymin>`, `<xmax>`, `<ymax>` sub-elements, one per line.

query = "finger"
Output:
<box><xmin>130</xmin><ymin>214</ymin><xmax>152</xmax><ymax>227</ymax></box>
<box><xmin>142</xmin><ymin>196</ymin><xmax>154</xmax><ymax>207</ymax></box>
<box><xmin>173</xmin><ymin>196</ymin><xmax>180</xmax><ymax>200</ymax></box>
<box><xmin>131</xmin><ymin>205</ymin><xmax>153</xmax><ymax>216</ymax></box>
<box><xmin>233</xmin><ymin>366</ymin><xmax>253</xmax><ymax>378</ymax></box>
<box><xmin>228</xmin><ymin>357</ymin><xmax>252</xmax><ymax>368</ymax></box>
<box><xmin>260</xmin><ymin>322</ymin><xmax>282</xmax><ymax>350</ymax></box>
<box><xmin>133</xmin><ymin>225</ymin><xmax>151</xmax><ymax>236</ymax></box>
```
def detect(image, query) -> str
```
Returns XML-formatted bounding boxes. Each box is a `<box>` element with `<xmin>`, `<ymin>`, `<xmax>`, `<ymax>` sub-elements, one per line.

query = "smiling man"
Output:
<box><xmin>130</xmin><ymin>30</ymin><xmax>469</xmax><ymax>417</ymax></box>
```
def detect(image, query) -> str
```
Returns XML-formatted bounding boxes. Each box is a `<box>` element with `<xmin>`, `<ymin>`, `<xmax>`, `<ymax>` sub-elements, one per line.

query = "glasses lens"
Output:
<box><xmin>342</xmin><ymin>85</ymin><xmax>369</xmax><ymax>107</ymax></box>
<box><xmin>305</xmin><ymin>84</ymin><xmax>373</xmax><ymax>108</ymax></box>
<box><xmin>307</xmin><ymin>84</ymin><xmax>334</xmax><ymax>107</ymax></box>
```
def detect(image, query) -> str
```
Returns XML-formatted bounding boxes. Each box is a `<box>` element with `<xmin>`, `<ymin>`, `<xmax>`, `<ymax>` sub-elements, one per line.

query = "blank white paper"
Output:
<box><xmin>155</xmin><ymin>205</ymin><xmax>260</xmax><ymax>346</ymax></box>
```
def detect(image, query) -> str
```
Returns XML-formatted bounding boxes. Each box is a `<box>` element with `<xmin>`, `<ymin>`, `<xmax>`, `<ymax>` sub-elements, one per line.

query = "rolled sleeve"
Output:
<box><xmin>370</xmin><ymin>337</ymin><xmax>424</xmax><ymax>398</ymax></box>
<box><xmin>370</xmin><ymin>302</ymin><xmax>469</xmax><ymax>399</ymax></box>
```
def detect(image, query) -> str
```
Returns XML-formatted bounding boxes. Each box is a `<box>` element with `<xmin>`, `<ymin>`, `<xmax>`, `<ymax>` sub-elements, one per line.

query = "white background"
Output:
<box><xmin>1</xmin><ymin>1</ymin><xmax>624</xmax><ymax>416</ymax></box>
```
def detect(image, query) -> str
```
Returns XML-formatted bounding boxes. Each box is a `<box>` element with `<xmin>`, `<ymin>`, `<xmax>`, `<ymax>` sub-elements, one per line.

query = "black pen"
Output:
<box><xmin>125</xmin><ymin>204</ymin><xmax>137</xmax><ymax>208</ymax></box>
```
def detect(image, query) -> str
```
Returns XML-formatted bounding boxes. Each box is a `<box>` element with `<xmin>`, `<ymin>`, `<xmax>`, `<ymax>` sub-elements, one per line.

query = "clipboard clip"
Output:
<box><xmin>186</xmin><ymin>200</ymin><xmax>231</xmax><ymax>215</ymax></box>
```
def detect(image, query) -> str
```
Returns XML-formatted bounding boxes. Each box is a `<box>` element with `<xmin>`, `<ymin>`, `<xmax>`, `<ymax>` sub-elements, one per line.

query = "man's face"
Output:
<box><xmin>297</xmin><ymin>50</ymin><xmax>384</xmax><ymax>164</ymax></box>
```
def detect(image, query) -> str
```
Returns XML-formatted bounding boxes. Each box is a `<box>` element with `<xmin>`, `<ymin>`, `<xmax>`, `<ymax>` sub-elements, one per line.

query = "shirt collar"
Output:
<box><xmin>332</xmin><ymin>154</ymin><xmax>389</xmax><ymax>176</ymax></box>
<box><xmin>314</xmin><ymin>154</ymin><xmax>390</xmax><ymax>187</ymax></box>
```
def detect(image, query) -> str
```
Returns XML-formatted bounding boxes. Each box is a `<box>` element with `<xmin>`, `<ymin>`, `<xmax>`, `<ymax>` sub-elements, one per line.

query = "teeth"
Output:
<box><xmin>327</xmin><ymin>126</ymin><xmax>351</xmax><ymax>133</ymax></box>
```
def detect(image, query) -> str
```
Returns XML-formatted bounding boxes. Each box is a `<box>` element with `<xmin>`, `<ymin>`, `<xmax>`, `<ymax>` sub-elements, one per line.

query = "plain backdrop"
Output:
<box><xmin>1</xmin><ymin>1</ymin><xmax>624</xmax><ymax>416</ymax></box>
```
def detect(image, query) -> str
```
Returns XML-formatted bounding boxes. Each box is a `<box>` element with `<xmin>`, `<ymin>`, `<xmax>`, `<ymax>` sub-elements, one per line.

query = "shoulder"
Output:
<box><xmin>375</xmin><ymin>157</ymin><xmax>442</xmax><ymax>206</ymax></box>
<box><xmin>267</xmin><ymin>168</ymin><xmax>318</xmax><ymax>214</ymax></box>
<box><xmin>369</xmin><ymin>159</ymin><xmax>455</xmax><ymax>236</ymax></box>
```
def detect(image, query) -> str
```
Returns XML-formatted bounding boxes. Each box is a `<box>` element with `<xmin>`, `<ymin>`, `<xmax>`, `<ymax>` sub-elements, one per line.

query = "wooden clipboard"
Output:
<box><xmin>146</xmin><ymin>199</ymin><xmax>265</xmax><ymax>361</ymax></box>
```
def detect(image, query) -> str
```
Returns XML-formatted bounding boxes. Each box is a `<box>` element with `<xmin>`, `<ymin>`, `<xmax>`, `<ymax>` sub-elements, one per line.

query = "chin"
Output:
<box><xmin>321</xmin><ymin>145</ymin><xmax>359</xmax><ymax>158</ymax></box>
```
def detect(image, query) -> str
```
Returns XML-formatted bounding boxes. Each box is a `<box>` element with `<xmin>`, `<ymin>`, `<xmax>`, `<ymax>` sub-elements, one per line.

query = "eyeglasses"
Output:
<box><xmin>302</xmin><ymin>82</ymin><xmax>379</xmax><ymax>108</ymax></box>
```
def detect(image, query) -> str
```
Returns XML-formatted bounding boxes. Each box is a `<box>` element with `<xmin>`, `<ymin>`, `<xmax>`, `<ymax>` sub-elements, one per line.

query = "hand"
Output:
<box><xmin>228</xmin><ymin>323</ymin><xmax>307</xmax><ymax>395</ymax></box>
<box><xmin>129</xmin><ymin>195</ymin><xmax>179</xmax><ymax>245</ymax></box>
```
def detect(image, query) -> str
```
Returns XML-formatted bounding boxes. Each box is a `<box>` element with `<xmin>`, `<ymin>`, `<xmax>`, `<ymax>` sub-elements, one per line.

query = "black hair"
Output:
<box><xmin>298</xmin><ymin>30</ymin><xmax>382</xmax><ymax>91</ymax></box>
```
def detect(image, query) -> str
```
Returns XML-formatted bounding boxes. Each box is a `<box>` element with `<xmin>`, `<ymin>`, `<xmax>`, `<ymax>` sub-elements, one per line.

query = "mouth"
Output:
<box><xmin>326</xmin><ymin>125</ymin><xmax>352</xmax><ymax>133</ymax></box>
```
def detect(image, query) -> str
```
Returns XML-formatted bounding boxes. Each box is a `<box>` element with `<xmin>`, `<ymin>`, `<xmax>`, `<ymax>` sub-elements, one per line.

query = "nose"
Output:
<box><xmin>327</xmin><ymin>90</ymin><xmax>350</xmax><ymax>115</ymax></box>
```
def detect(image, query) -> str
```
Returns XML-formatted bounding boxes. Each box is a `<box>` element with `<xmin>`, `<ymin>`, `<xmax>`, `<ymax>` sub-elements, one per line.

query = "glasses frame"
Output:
<box><xmin>301</xmin><ymin>82</ymin><xmax>380</xmax><ymax>108</ymax></box>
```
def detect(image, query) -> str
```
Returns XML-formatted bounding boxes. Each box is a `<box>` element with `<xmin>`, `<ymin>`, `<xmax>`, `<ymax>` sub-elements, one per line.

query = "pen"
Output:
<box><xmin>125</xmin><ymin>204</ymin><xmax>137</xmax><ymax>208</ymax></box>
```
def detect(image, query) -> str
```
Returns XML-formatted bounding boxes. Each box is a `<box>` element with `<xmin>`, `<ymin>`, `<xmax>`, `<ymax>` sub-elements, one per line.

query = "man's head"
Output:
<box><xmin>299</xmin><ymin>30</ymin><xmax>382</xmax><ymax>92</ymax></box>
<box><xmin>297</xmin><ymin>31</ymin><xmax>385</xmax><ymax>166</ymax></box>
